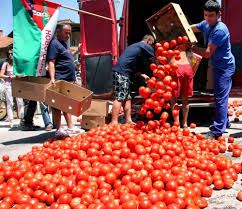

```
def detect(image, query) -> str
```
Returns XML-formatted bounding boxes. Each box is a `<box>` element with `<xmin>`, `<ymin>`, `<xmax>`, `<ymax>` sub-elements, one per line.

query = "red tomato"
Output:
<box><xmin>177</xmin><ymin>36</ymin><xmax>183</xmax><ymax>44</ymax></box>
<box><xmin>237</xmin><ymin>190</ymin><xmax>242</xmax><ymax>201</ymax></box>
<box><xmin>163</xmin><ymin>42</ymin><xmax>170</xmax><ymax>50</ymax></box>
<box><xmin>150</xmin><ymin>63</ymin><xmax>157</xmax><ymax>71</ymax></box>
<box><xmin>182</xmin><ymin>36</ymin><xmax>189</xmax><ymax>43</ymax></box>
<box><xmin>2</xmin><ymin>155</ymin><xmax>9</xmax><ymax>162</ymax></box>
<box><xmin>157</xmin><ymin>56</ymin><xmax>168</xmax><ymax>65</ymax></box>
<box><xmin>232</xmin><ymin>149</ymin><xmax>241</xmax><ymax>157</ymax></box>
<box><xmin>163</xmin><ymin>191</ymin><xmax>176</xmax><ymax>205</ymax></box>
<box><xmin>201</xmin><ymin>186</ymin><xmax>213</xmax><ymax>197</ymax></box>
<box><xmin>122</xmin><ymin>200</ymin><xmax>138</xmax><ymax>209</ymax></box>
<box><xmin>170</xmin><ymin>39</ymin><xmax>177</xmax><ymax>48</ymax></box>
<box><xmin>190</xmin><ymin>123</ymin><xmax>197</xmax><ymax>128</ymax></box>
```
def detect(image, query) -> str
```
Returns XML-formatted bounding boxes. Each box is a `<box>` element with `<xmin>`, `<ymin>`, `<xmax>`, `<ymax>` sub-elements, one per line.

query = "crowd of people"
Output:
<box><xmin>0</xmin><ymin>23</ymin><xmax>83</xmax><ymax>137</ymax></box>
<box><xmin>0</xmin><ymin>0</ymin><xmax>235</xmax><ymax>140</ymax></box>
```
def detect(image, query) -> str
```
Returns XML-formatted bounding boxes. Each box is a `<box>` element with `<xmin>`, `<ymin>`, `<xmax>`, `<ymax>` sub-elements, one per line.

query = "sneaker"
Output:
<box><xmin>66</xmin><ymin>127</ymin><xmax>85</xmax><ymax>135</ymax></box>
<box><xmin>227</xmin><ymin>122</ymin><xmax>232</xmax><ymax>128</ymax></box>
<box><xmin>21</xmin><ymin>124</ymin><xmax>36</xmax><ymax>131</ymax></box>
<box><xmin>19</xmin><ymin>119</ymin><xmax>24</xmax><ymax>127</ymax></box>
<box><xmin>9</xmin><ymin>121</ymin><xmax>14</xmax><ymax>128</ymax></box>
<box><xmin>32</xmin><ymin>125</ymin><xmax>41</xmax><ymax>129</ymax></box>
<box><xmin>204</xmin><ymin>131</ymin><xmax>222</xmax><ymax>140</ymax></box>
<box><xmin>209</xmin><ymin>125</ymin><xmax>215</xmax><ymax>131</ymax></box>
<box><xmin>45</xmin><ymin>124</ymin><xmax>53</xmax><ymax>131</ymax></box>
<box><xmin>55</xmin><ymin>128</ymin><xmax>69</xmax><ymax>137</ymax></box>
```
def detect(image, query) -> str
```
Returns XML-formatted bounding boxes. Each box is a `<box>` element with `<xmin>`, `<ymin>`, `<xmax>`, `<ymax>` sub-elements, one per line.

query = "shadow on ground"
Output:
<box><xmin>2</xmin><ymin>132</ymin><xmax>55</xmax><ymax>145</ymax></box>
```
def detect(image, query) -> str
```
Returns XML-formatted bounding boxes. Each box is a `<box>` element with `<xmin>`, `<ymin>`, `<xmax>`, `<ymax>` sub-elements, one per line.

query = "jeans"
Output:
<box><xmin>39</xmin><ymin>102</ymin><xmax>52</xmax><ymax>127</ymax></box>
<box><xmin>23</xmin><ymin>100</ymin><xmax>37</xmax><ymax>125</ymax></box>
<box><xmin>212</xmin><ymin>69</ymin><xmax>234</xmax><ymax>135</ymax></box>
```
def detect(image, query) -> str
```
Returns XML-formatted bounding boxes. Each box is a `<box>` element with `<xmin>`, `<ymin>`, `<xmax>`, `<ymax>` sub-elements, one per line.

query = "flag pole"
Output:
<box><xmin>60</xmin><ymin>4</ymin><xmax>114</xmax><ymax>23</ymax></box>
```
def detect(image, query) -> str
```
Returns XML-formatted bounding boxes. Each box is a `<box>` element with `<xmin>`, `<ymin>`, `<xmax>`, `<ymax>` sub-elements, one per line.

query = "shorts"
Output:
<box><xmin>173</xmin><ymin>64</ymin><xmax>194</xmax><ymax>98</ymax></box>
<box><xmin>113</xmin><ymin>72</ymin><xmax>131</xmax><ymax>101</ymax></box>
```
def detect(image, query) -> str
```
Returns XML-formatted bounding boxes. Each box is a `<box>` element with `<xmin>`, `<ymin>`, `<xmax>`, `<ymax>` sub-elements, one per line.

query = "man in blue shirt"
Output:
<box><xmin>47</xmin><ymin>24</ymin><xmax>83</xmax><ymax>137</ymax></box>
<box><xmin>111</xmin><ymin>35</ymin><xmax>155</xmax><ymax>124</ymax></box>
<box><xmin>191</xmin><ymin>0</ymin><xmax>235</xmax><ymax>139</ymax></box>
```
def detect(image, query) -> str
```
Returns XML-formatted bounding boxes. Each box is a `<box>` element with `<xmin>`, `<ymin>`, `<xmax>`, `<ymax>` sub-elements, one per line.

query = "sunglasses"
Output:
<box><xmin>8</xmin><ymin>53</ymin><xmax>13</xmax><ymax>55</ymax></box>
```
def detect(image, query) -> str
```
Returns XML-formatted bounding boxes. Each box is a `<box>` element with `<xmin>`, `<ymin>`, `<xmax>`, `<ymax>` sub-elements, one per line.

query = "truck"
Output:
<box><xmin>77</xmin><ymin>0</ymin><xmax>242</xmax><ymax>103</ymax></box>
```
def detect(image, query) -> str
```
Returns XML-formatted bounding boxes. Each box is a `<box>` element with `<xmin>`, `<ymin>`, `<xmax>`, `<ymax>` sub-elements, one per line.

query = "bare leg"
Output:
<box><xmin>124</xmin><ymin>99</ymin><xmax>134</xmax><ymax>124</ymax></box>
<box><xmin>111</xmin><ymin>99</ymin><xmax>122</xmax><ymax>124</ymax></box>
<box><xmin>63</xmin><ymin>112</ymin><xmax>74</xmax><ymax>129</ymax></box>
<box><xmin>171</xmin><ymin>98</ymin><xmax>179</xmax><ymax>124</ymax></box>
<box><xmin>182</xmin><ymin>96</ymin><xmax>189</xmax><ymax>127</ymax></box>
<box><xmin>53</xmin><ymin>108</ymin><xmax>61</xmax><ymax>130</ymax></box>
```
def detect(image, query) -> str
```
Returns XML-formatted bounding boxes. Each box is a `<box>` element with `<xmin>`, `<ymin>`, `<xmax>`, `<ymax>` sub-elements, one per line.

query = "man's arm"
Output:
<box><xmin>191</xmin><ymin>24</ymin><xmax>201</xmax><ymax>33</ymax></box>
<box><xmin>192</xmin><ymin>43</ymin><xmax>217</xmax><ymax>59</ymax></box>
<box><xmin>70</xmin><ymin>43</ymin><xmax>81</xmax><ymax>56</ymax></box>
<box><xmin>48</xmin><ymin>60</ymin><xmax>56</xmax><ymax>84</ymax></box>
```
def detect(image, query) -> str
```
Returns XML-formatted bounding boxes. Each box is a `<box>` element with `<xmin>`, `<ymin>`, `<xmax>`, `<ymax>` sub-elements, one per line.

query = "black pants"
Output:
<box><xmin>23</xmin><ymin>100</ymin><xmax>37</xmax><ymax>125</ymax></box>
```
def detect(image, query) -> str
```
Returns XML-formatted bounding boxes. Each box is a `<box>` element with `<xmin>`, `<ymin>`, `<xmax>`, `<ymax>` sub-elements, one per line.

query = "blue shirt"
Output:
<box><xmin>196</xmin><ymin>20</ymin><xmax>235</xmax><ymax>75</ymax></box>
<box><xmin>113</xmin><ymin>41</ymin><xmax>154</xmax><ymax>78</ymax></box>
<box><xmin>47</xmin><ymin>38</ymin><xmax>76</xmax><ymax>81</ymax></box>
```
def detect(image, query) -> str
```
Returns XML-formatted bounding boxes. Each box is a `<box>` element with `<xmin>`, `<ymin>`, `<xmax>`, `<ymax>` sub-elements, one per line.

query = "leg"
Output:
<box><xmin>16</xmin><ymin>98</ymin><xmax>24</xmax><ymax>120</ymax></box>
<box><xmin>111</xmin><ymin>99</ymin><xmax>122</xmax><ymax>124</ymax></box>
<box><xmin>5</xmin><ymin>86</ymin><xmax>14</xmax><ymax>122</ymax></box>
<box><xmin>124</xmin><ymin>99</ymin><xmax>135</xmax><ymax>124</ymax></box>
<box><xmin>111</xmin><ymin>72</ymin><xmax>129</xmax><ymax>124</ymax></box>
<box><xmin>171</xmin><ymin>98</ymin><xmax>179</xmax><ymax>124</ymax></box>
<box><xmin>52</xmin><ymin>108</ymin><xmax>61</xmax><ymax>130</ymax></box>
<box><xmin>23</xmin><ymin>100</ymin><xmax>37</xmax><ymax>125</ymax></box>
<box><xmin>212</xmin><ymin>74</ymin><xmax>232</xmax><ymax>135</ymax></box>
<box><xmin>63</xmin><ymin>112</ymin><xmax>74</xmax><ymax>129</ymax></box>
<box><xmin>181</xmin><ymin>96</ymin><xmax>189</xmax><ymax>127</ymax></box>
<box><xmin>64</xmin><ymin>113</ymin><xmax>85</xmax><ymax>134</ymax></box>
<box><xmin>40</xmin><ymin>102</ymin><xmax>52</xmax><ymax>127</ymax></box>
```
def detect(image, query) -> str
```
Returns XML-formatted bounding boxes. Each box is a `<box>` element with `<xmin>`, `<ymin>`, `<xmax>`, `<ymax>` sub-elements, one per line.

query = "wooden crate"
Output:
<box><xmin>146</xmin><ymin>3</ymin><xmax>197</xmax><ymax>43</ymax></box>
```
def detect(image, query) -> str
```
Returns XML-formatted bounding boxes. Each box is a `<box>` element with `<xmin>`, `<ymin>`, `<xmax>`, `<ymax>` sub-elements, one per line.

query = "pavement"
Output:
<box><xmin>0</xmin><ymin>102</ymin><xmax>241</xmax><ymax>209</ymax></box>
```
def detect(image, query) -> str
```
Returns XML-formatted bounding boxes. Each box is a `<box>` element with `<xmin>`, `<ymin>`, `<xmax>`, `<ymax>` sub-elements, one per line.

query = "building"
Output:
<box><xmin>0</xmin><ymin>30</ymin><xmax>13</xmax><ymax>59</ymax></box>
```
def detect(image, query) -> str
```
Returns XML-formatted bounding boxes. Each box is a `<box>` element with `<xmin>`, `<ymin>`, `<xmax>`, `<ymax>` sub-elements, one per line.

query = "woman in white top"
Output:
<box><xmin>0</xmin><ymin>48</ymin><xmax>24</xmax><ymax>127</ymax></box>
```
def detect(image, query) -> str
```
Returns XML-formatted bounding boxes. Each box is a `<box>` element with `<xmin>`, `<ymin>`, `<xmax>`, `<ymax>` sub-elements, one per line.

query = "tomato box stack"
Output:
<box><xmin>81</xmin><ymin>99</ymin><xmax>109</xmax><ymax>129</ymax></box>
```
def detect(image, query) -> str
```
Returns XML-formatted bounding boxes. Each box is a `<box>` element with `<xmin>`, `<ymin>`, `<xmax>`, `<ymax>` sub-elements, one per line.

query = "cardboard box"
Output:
<box><xmin>81</xmin><ymin>115</ymin><xmax>107</xmax><ymax>129</ymax></box>
<box><xmin>146</xmin><ymin>3</ymin><xmax>197</xmax><ymax>43</ymax></box>
<box><xmin>83</xmin><ymin>99</ymin><xmax>109</xmax><ymax>116</ymax></box>
<box><xmin>12</xmin><ymin>77</ymin><xmax>51</xmax><ymax>102</ymax></box>
<box><xmin>45</xmin><ymin>80</ymin><xmax>93</xmax><ymax>116</ymax></box>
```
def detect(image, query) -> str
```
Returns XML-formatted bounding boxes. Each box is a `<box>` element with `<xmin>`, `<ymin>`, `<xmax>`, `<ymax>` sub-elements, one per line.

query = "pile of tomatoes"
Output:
<box><xmin>0</xmin><ymin>122</ymin><xmax>241</xmax><ymax>209</ymax></box>
<box><xmin>228</xmin><ymin>100</ymin><xmax>242</xmax><ymax>122</ymax></box>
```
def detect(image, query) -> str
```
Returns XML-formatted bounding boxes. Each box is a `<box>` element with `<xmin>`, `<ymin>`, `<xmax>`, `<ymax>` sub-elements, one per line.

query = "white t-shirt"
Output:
<box><xmin>1</xmin><ymin>62</ymin><xmax>13</xmax><ymax>86</ymax></box>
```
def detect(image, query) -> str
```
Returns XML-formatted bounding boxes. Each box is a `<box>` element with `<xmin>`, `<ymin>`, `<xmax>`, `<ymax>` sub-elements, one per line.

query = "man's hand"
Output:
<box><xmin>9</xmin><ymin>75</ymin><xmax>15</xmax><ymax>79</ymax></box>
<box><xmin>175</xmin><ymin>42</ymin><xmax>193</xmax><ymax>51</ymax></box>
<box><xmin>50</xmin><ymin>79</ymin><xmax>55</xmax><ymax>86</ymax></box>
<box><xmin>140</xmin><ymin>74</ymin><xmax>150</xmax><ymax>81</ymax></box>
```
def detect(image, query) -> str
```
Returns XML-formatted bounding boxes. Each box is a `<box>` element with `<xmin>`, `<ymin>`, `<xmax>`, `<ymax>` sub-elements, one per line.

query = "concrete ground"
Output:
<box><xmin>0</xmin><ymin>101</ymin><xmax>241</xmax><ymax>209</ymax></box>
